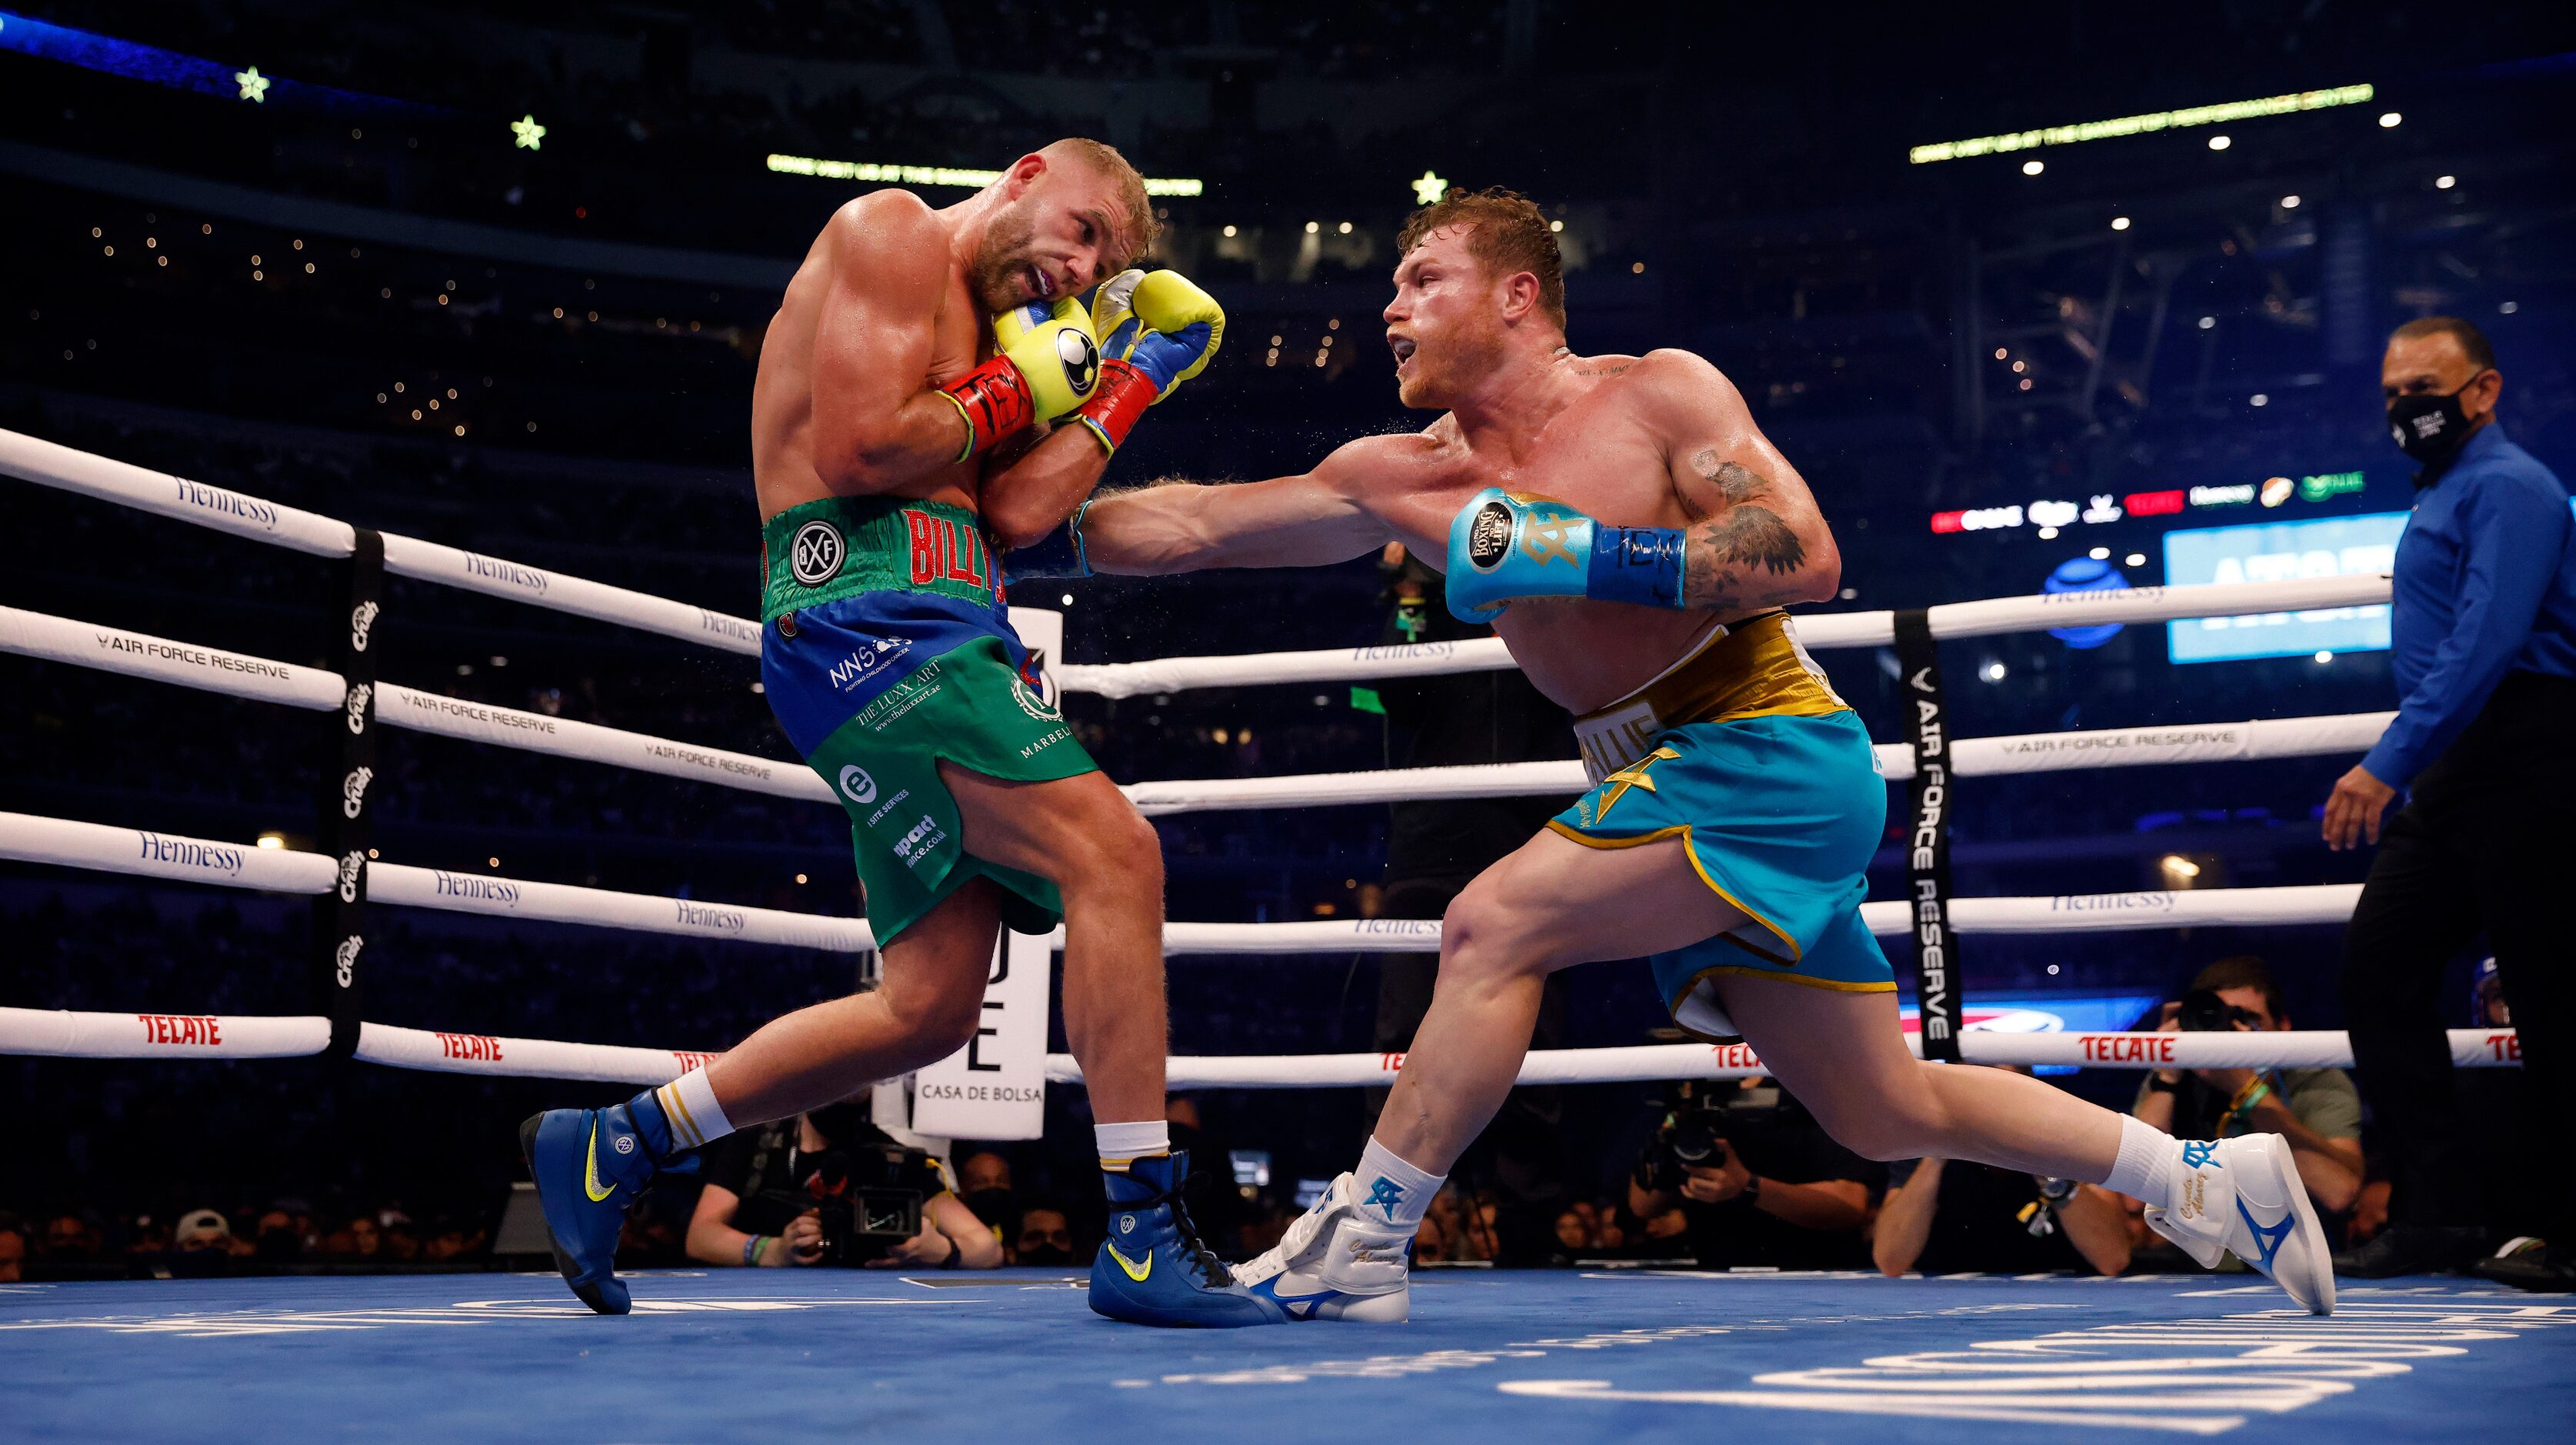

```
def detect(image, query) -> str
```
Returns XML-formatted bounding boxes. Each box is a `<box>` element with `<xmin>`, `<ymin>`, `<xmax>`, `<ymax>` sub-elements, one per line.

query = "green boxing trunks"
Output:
<box><xmin>758</xmin><ymin>495</ymin><xmax>1097</xmax><ymax>945</ymax></box>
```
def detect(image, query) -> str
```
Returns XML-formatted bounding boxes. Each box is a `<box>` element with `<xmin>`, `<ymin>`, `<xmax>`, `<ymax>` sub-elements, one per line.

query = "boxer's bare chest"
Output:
<box><xmin>1381</xmin><ymin>375</ymin><xmax>1687</xmax><ymax>558</ymax></box>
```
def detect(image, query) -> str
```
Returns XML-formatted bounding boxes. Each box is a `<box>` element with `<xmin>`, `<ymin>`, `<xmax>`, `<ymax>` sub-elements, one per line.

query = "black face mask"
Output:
<box><xmin>2386</xmin><ymin>376</ymin><xmax>2486</xmax><ymax>468</ymax></box>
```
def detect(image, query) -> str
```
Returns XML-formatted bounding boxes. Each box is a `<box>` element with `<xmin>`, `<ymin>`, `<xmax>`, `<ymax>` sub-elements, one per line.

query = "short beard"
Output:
<box><xmin>969</xmin><ymin>206</ymin><xmax>1039</xmax><ymax>312</ymax></box>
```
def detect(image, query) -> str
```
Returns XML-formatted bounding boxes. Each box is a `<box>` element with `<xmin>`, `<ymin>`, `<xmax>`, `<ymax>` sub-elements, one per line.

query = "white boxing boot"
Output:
<box><xmin>1230</xmin><ymin>1173</ymin><xmax>1412</xmax><ymax>1322</ymax></box>
<box><xmin>2144</xmin><ymin>1133</ymin><xmax>2334</xmax><ymax>1314</ymax></box>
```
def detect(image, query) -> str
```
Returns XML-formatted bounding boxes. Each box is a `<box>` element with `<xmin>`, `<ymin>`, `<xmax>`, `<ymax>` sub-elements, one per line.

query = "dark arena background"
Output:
<box><xmin>3</xmin><ymin>2</ymin><xmax>2574</xmax><ymax>1440</ymax></box>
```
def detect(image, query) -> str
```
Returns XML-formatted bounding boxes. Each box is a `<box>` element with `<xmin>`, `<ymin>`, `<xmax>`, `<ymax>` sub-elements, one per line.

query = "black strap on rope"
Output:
<box><xmin>1892</xmin><ymin>608</ymin><xmax>1963</xmax><ymax>1063</ymax></box>
<box><xmin>310</xmin><ymin>529</ymin><xmax>383</xmax><ymax>1060</ymax></box>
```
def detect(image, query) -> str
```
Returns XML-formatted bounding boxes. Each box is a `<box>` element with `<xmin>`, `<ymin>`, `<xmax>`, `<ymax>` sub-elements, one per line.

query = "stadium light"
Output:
<box><xmin>2021</xmin><ymin>160</ymin><xmax>2044</xmax><ymax>175</ymax></box>
<box><xmin>2378</xmin><ymin>112</ymin><xmax>2402</xmax><ymax>128</ymax></box>
<box><xmin>1411</xmin><ymin>170</ymin><xmax>1448</xmax><ymax>205</ymax></box>
<box><xmin>1908</xmin><ymin>83</ymin><xmax>2372</xmax><ymax>164</ymax></box>
<box><xmin>2111</xmin><ymin>215</ymin><xmax>2131</xmax><ymax>230</ymax></box>
<box><xmin>2208</xmin><ymin>134</ymin><xmax>2231</xmax><ymax>150</ymax></box>
<box><xmin>764</xmin><ymin>154</ymin><xmax>1204</xmax><ymax>196</ymax></box>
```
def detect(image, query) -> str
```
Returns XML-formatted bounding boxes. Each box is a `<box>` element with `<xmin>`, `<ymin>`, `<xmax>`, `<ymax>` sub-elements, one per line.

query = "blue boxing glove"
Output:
<box><xmin>1443</xmin><ymin>486</ymin><xmax>1688</xmax><ymax>623</ymax></box>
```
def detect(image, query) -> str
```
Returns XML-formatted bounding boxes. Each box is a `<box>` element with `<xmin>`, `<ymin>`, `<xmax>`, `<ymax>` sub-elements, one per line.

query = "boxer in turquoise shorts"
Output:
<box><xmin>1542</xmin><ymin>610</ymin><xmax>1892</xmax><ymax>1043</ymax></box>
<box><xmin>1053</xmin><ymin>187</ymin><xmax>2333</xmax><ymax>1320</ymax></box>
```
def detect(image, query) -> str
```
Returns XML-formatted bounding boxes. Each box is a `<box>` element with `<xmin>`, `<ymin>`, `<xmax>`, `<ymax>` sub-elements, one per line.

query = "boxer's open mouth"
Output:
<box><xmin>1028</xmin><ymin>265</ymin><xmax>1055</xmax><ymax>301</ymax></box>
<box><xmin>1389</xmin><ymin>334</ymin><xmax>1416</xmax><ymax>369</ymax></box>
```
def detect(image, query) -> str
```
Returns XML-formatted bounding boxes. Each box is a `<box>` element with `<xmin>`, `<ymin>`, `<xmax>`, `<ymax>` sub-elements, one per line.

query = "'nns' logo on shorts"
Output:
<box><xmin>790</xmin><ymin>520</ymin><xmax>845</xmax><ymax>586</ymax></box>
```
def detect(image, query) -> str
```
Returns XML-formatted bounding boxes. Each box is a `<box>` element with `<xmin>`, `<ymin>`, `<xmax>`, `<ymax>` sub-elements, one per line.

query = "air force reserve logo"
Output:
<box><xmin>790</xmin><ymin>519</ymin><xmax>845</xmax><ymax>586</ymax></box>
<box><xmin>838</xmin><ymin>765</ymin><xmax>877</xmax><ymax>805</ymax></box>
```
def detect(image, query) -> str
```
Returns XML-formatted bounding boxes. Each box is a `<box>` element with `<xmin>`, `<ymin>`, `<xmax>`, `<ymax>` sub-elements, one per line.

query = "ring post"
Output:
<box><xmin>312</xmin><ymin>529</ymin><xmax>385</xmax><ymax>1060</ymax></box>
<box><xmin>1894</xmin><ymin>609</ymin><xmax>1964</xmax><ymax>1062</ymax></box>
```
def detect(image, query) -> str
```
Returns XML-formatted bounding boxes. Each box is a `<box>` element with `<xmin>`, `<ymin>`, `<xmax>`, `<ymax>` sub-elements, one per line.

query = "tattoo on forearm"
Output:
<box><xmin>1685</xmin><ymin>504</ymin><xmax>1808</xmax><ymax>609</ymax></box>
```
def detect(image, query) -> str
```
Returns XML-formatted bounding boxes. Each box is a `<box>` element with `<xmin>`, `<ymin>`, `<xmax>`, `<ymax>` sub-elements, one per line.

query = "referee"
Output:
<box><xmin>2328</xmin><ymin>317</ymin><xmax>2576</xmax><ymax>1288</ymax></box>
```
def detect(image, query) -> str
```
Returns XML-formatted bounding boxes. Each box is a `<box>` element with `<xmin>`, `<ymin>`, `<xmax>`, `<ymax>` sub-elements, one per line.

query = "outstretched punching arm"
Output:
<box><xmin>1026</xmin><ymin>433</ymin><xmax>1410</xmax><ymax>577</ymax></box>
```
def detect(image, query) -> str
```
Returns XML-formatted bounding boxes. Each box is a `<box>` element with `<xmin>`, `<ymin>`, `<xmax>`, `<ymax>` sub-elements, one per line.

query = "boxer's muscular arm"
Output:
<box><xmin>1635</xmin><ymin>351</ymin><xmax>1842</xmax><ymax>612</ymax></box>
<box><xmin>979</xmin><ymin>425</ymin><xmax>1118</xmax><ymax>550</ymax></box>
<box><xmin>805</xmin><ymin>198</ymin><xmax>972</xmax><ymax>490</ymax></box>
<box><xmin>1077</xmin><ymin>434</ymin><xmax>1408</xmax><ymax>575</ymax></box>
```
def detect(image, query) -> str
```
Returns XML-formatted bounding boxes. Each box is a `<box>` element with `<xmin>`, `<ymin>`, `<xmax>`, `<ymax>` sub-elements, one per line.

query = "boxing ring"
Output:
<box><xmin>1</xmin><ymin>426</ymin><xmax>2561</xmax><ymax>1443</ymax></box>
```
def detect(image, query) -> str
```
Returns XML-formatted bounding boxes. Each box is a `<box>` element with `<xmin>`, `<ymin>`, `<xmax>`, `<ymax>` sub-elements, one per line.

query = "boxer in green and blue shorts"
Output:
<box><xmin>757</xmin><ymin>495</ymin><xmax>1091</xmax><ymax>943</ymax></box>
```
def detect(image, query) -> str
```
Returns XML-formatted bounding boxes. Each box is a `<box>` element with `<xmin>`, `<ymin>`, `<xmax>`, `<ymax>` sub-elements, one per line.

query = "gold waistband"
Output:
<box><xmin>1570</xmin><ymin>610</ymin><xmax>1848</xmax><ymax>783</ymax></box>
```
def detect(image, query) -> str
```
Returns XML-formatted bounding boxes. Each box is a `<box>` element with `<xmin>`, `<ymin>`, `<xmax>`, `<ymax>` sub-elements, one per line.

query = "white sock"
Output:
<box><xmin>1095</xmin><ymin>1120</ymin><xmax>1170</xmax><ymax>1171</ymax></box>
<box><xmin>2102</xmin><ymin>1114</ymin><xmax>2181</xmax><ymax>1208</ymax></box>
<box><xmin>653</xmin><ymin>1068</ymin><xmax>735</xmax><ymax>1152</ymax></box>
<box><xmin>1354</xmin><ymin>1137</ymin><xmax>1444</xmax><ymax>1230</ymax></box>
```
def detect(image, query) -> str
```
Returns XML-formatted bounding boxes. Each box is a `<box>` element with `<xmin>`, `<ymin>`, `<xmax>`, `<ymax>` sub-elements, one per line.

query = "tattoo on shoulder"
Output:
<box><xmin>1571</xmin><ymin>362</ymin><xmax>1633</xmax><ymax>377</ymax></box>
<box><xmin>1689</xmin><ymin>450</ymin><xmax>1771</xmax><ymax>505</ymax></box>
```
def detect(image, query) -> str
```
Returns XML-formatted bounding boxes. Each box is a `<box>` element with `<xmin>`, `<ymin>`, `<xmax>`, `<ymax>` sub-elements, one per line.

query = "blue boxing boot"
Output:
<box><xmin>1088</xmin><ymin>1150</ymin><xmax>1286</xmax><ymax>1327</ymax></box>
<box><xmin>518</xmin><ymin>1092</ymin><xmax>699</xmax><ymax>1315</ymax></box>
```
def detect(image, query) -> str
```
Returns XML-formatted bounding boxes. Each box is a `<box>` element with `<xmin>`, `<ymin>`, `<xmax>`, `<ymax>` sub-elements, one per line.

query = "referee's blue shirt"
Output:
<box><xmin>2361</xmin><ymin>422</ymin><xmax>2576</xmax><ymax>787</ymax></box>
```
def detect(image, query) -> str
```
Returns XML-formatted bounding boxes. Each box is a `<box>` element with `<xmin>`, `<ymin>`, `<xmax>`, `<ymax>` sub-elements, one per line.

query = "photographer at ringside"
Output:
<box><xmin>1626</xmin><ymin>1074</ymin><xmax>1875</xmax><ymax>1270</ymax></box>
<box><xmin>1875</xmin><ymin>1068</ymin><xmax>2131</xmax><ymax>1277</ymax></box>
<box><xmin>2128</xmin><ymin>958</ymin><xmax>2364</xmax><ymax>1220</ymax></box>
<box><xmin>685</xmin><ymin>1097</ymin><xmax>1000</xmax><ymax>1270</ymax></box>
<box><xmin>2325</xmin><ymin>315</ymin><xmax>2576</xmax><ymax>1285</ymax></box>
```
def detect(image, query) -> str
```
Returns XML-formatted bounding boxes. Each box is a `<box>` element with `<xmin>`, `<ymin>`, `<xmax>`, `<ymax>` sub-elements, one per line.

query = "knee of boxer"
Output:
<box><xmin>877</xmin><ymin>970</ymin><xmax>991</xmax><ymax>1067</ymax></box>
<box><xmin>1437</xmin><ymin>882</ymin><xmax>1561</xmax><ymax>983</ymax></box>
<box><xmin>1058</xmin><ymin>799</ymin><xmax>1165</xmax><ymax>899</ymax></box>
<box><xmin>1804</xmin><ymin>1063</ymin><xmax>1952</xmax><ymax>1163</ymax></box>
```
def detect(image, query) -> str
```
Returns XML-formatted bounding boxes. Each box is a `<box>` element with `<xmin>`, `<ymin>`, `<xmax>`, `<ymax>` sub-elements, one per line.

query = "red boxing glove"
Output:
<box><xmin>935</xmin><ymin>353</ymin><xmax>1040</xmax><ymax>461</ymax></box>
<box><xmin>1073</xmin><ymin>358</ymin><xmax>1161</xmax><ymax>455</ymax></box>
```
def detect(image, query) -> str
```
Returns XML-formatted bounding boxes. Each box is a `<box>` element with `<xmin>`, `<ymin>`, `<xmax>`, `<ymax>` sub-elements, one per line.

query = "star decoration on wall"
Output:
<box><xmin>511</xmin><ymin>115</ymin><xmax>548</xmax><ymax>151</ymax></box>
<box><xmin>235</xmin><ymin>66</ymin><xmax>271</xmax><ymax>103</ymax></box>
<box><xmin>1411</xmin><ymin>170</ymin><xmax>1448</xmax><ymax>205</ymax></box>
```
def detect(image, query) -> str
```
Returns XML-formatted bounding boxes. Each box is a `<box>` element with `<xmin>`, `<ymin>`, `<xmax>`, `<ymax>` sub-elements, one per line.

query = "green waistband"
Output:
<box><xmin>758</xmin><ymin>496</ymin><xmax>1001</xmax><ymax>620</ymax></box>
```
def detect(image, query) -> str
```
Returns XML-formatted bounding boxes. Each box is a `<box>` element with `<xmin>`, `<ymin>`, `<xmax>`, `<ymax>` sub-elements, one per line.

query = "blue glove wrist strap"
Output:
<box><xmin>1588</xmin><ymin>523</ymin><xmax>1688</xmax><ymax>609</ymax></box>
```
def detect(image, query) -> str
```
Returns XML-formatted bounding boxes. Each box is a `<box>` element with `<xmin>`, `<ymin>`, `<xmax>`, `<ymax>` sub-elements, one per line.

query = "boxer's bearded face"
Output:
<box><xmin>1385</xmin><ymin>228</ymin><xmax>1509</xmax><ymax>410</ymax></box>
<box><xmin>971</xmin><ymin>170</ymin><xmax>1128</xmax><ymax>312</ymax></box>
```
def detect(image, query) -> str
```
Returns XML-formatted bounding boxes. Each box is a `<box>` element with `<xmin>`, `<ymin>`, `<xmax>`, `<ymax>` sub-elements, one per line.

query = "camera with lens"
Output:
<box><xmin>749</xmin><ymin>1136</ymin><xmax>929</xmax><ymax>1266</ymax></box>
<box><xmin>2175</xmin><ymin>987</ymin><xmax>2264</xmax><ymax>1033</ymax></box>
<box><xmin>1634</xmin><ymin>1080</ymin><xmax>1787</xmax><ymax>1194</ymax></box>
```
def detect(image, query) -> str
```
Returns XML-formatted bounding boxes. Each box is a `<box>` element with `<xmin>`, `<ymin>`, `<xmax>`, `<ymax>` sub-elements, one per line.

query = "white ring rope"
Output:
<box><xmin>6</xmin><ymin>425</ymin><xmax>2388</xmax><ymax>685</ymax></box>
<box><xmin>0</xmin><ymin>428</ymin><xmax>2425</xmax><ymax>1092</ymax></box>
<box><xmin>1058</xmin><ymin>573</ymin><xmax>2394</xmax><ymax>696</ymax></box>
<box><xmin>0</xmin><ymin>808</ymin><xmax>2358</xmax><ymax>955</ymax></box>
<box><xmin>0</xmin><ymin>1005</ymin><xmax>2518</xmax><ymax>1085</ymax></box>
<box><xmin>0</xmin><ymin>810</ymin><xmax>876</xmax><ymax>953</ymax></box>
<box><xmin>0</xmin><ymin>428</ymin><xmax>765</xmax><ymax>656</ymax></box>
<box><xmin>1</xmin><ymin>600</ymin><xmax>2394</xmax><ymax>816</ymax></box>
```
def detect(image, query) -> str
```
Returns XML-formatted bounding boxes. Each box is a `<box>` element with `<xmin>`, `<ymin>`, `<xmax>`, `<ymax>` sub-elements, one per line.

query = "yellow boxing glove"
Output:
<box><xmin>935</xmin><ymin>295</ymin><xmax>1101</xmax><ymax>461</ymax></box>
<box><xmin>1075</xmin><ymin>269</ymin><xmax>1225</xmax><ymax>453</ymax></box>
